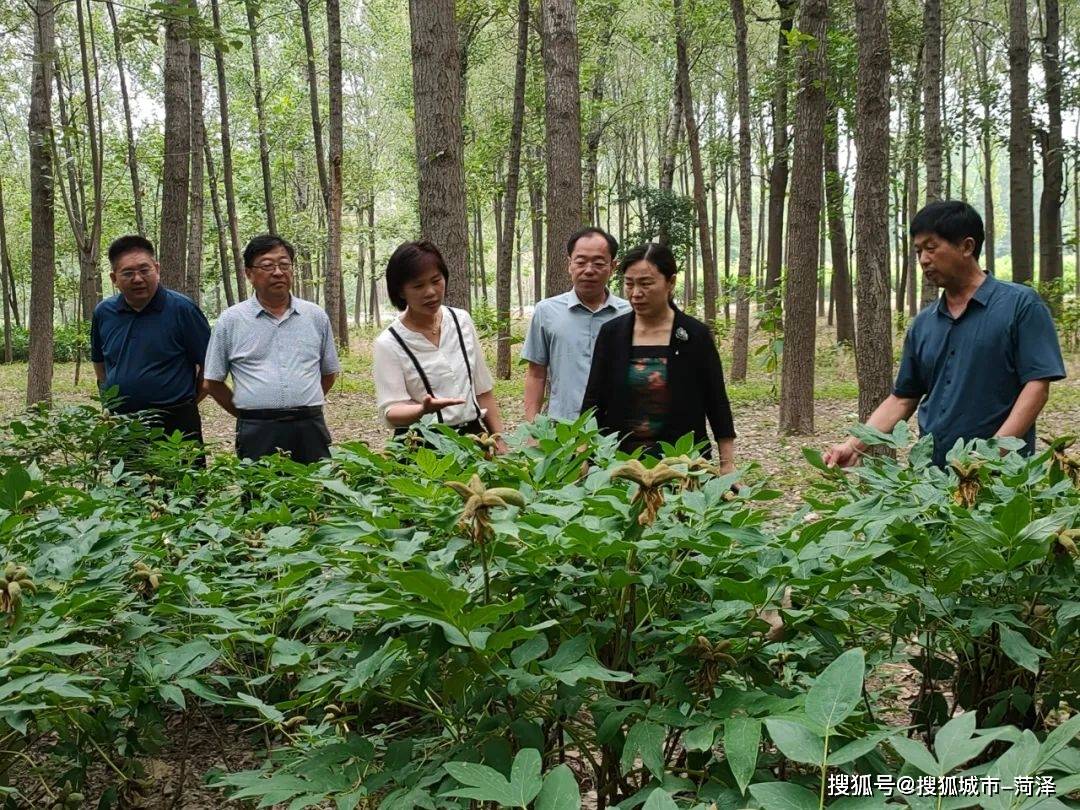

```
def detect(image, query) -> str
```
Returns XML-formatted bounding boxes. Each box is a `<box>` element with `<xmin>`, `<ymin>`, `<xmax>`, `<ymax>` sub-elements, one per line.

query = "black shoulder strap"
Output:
<box><xmin>388</xmin><ymin>326</ymin><xmax>444</xmax><ymax>424</ymax></box>
<box><xmin>447</xmin><ymin>308</ymin><xmax>483</xmax><ymax>422</ymax></box>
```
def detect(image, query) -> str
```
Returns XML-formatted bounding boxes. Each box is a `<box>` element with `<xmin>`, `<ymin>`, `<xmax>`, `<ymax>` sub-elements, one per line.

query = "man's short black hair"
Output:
<box><xmin>566</xmin><ymin>227</ymin><xmax>618</xmax><ymax>261</ymax></box>
<box><xmin>243</xmin><ymin>234</ymin><xmax>296</xmax><ymax>267</ymax></box>
<box><xmin>909</xmin><ymin>200</ymin><xmax>985</xmax><ymax>261</ymax></box>
<box><xmin>108</xmin><ymin>234</ymin><xmax>155</xmax><ymax>265</ymax></box>
<box><xmin>385</xmin><ymin>240</ymin><xmax>450</xmax><ymax>311</ymax></box>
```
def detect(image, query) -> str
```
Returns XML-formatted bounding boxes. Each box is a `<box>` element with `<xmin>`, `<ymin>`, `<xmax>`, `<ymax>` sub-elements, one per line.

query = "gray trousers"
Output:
<box><xmin>235</xmin><ymin>411</ymin><xmax>331</xmax><ymax>464</ymax></box>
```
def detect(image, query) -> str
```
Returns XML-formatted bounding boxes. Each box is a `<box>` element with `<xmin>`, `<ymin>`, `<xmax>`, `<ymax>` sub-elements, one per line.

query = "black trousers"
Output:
<box><xmin>140</xmin><ymin>400</ymin><xmax>204</xmax><ymax>443</ymax></box>
<box><xmin>235</xmin><ymin>407</ymin><xmax>331</xmax><ymax>464</ymax></box>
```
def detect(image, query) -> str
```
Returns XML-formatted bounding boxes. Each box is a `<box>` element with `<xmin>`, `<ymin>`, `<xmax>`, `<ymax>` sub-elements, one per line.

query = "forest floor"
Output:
<box><xmin>3</xmin><ymin>315</ymin><xmax>1079</xmax><ymax>808</ymax></box>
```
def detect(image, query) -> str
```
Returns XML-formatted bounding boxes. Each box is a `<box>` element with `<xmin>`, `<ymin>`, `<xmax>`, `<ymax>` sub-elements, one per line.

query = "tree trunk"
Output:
<box><xmin>28</xmin><ymin>0</ymin><xmax>55</xmax><ymax>406</ymax></box>
<box><xmin>299</xmin><ymin>0</ymin><xmax>330</xmax><ymax>214</ymax></box>
<box><xmin>528</xmin><ymin>155</ymin><xmax>543</xmax><ymax>303</ymax></box>
<box><xmin>1008</xmin><ymin>0</ymin><xmax>1034</xmax><ymax>284</ymax></box>
<box><xmin>923</xmin><ymin>0</ymin><xmax>943</xmax><ymax>201</ymax></box>
<box><xmin>674</xmin><ymin>0</ymin><xmax>718</xmax><ymax>325</ymax></box>
<box><xmin>730</xmin><ymin>0</ymin><xmax>753</xmax><ymax>379</ymax></box>
<box><xmin>1038</xmin><ymin>0</ymin><xmax>1063</xmax><ymax>309</ymax></box>
<box><xmin>0</xmin><ymin>177</ymin><xmax>13</xmax><ymax>362</ymax></box>
<box><xmin>972</xmin><ymin>27</ymin><xmax>996</xmax><ymax>277</ymax></box>
<box><xmin>582</xmin><ymin>8</ymin><xmax>615</xmax><ymax>217</ymax></box>
<box><xmin>209</xmin><ymin>0</ymin><xmax>246</xmax><ymax>299</ymax></box>
<box><xmin>204</xmin><ymin>140</ymin><xmax>235</xmax><ymax>307</ymax></box>
<box><xmin>540</xmin><ymin>0</ymin><xmax>583</xmax><ymax>297</ymax></box>
<box><xmin>921</xmin><ymin>0</ymin><xmax>942</xmax><ymax>308</ymax></box>
<box><xmin>355</xmin><ymin>204</ymin><xmax>365</xmax><ymax>326</ymax></box>
<box><xmin>325</xmin><ymin>0</ymin><xmax>344</xmax><ymax>341</ymax></box>
<box><xmin>160</xmin><ymin>0</ymin><xmax>190</xmax><ymax>291</ymax></box>
<box><xmin>825</xmin><ymin>102</ymin><xmax>854</xmax><ymax>345</ymax></box>
<box><xmin>245</xmin><ymin>0</ymin><xmax>276</xmax><ymax>233</ymax></box>
<box><xmin>906</xmin><ymin>53</ymin><xmax>922</xmax><ymax>317</ymax></box>
<box><xmin>368</xmin><ymin>194</ymin><xmax>380</xmax><ymax>326</ymax></box>
<box><xmin>779</xmin><ymin>0</ymin><xmax>828</xmax><ymax>435</ymax></box>
<box><xmin>658</xmin><ymin>77</ymin><xmax>683</xmax><ymax>212</ymax></box>
<box><xmin>854</xmin><ymin>0</ymin><xmax>894</xmax><ymax>422</ymax></box>
<box><xmin>496</xmin><ymin>0</ymin><xmax>528</xmax><ymax>379</ymax></box>
<box><xmin>766</xmin><ymin>0</ymin><xmax>798</xmax><ymax>307</ymax></box>
<box><xmin>187</xmin><ymin>20</ymin><xmax>206</xmax><ymax>304</ymax></box>
<box><xmin>106</xmin><ymin>0</ymin><xmax>145</xmax><ymax>236</ymax></box>
<box><xmin>409</xmin><ymin>0</ymin><xmax>470</xmax><ymax>309</ymax></box>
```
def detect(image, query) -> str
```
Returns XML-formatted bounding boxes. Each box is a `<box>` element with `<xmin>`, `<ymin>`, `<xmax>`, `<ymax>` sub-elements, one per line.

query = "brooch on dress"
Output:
<box><xmin>674</xmin><ymin>327</ymin><xmax>689</xmax><ymax>342</ymax></box>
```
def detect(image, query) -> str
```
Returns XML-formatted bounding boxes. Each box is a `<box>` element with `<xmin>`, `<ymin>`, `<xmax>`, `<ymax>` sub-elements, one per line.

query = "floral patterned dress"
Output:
<box><xmin>625</xmin><ymin>345</ymin><xmax>671</xmax><ymax>453</ymax></box>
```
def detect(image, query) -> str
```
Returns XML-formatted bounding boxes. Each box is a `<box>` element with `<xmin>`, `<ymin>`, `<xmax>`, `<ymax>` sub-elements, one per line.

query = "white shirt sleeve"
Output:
<box><xmin>373</xmin><ymin>335</ymin><xmax>416</xmax><ymax>426</ymax></box>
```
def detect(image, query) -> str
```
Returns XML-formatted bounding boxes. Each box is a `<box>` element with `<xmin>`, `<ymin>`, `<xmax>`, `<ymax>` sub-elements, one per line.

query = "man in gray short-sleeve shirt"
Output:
<box><xmin>203</xmin><ymin>234</ymin><xmax>341</xmax><ymax>463</ymax></box>
<box><xmin>522</xmin><ymin>227</ymin><xmax>630</xmax><ymax>422</ymax></box>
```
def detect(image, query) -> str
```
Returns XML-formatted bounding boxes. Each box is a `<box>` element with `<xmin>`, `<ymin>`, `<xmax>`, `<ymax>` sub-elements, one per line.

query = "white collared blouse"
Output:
<box><xmin>372</xmin><ymin>306</ymin><xmax>494</xmax><ymax>428</ymax></box>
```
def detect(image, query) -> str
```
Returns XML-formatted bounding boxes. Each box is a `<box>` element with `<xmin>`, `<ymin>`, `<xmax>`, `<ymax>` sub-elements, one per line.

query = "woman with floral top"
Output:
<box><xmin>581</xmin><ymin>242</ymin><xmax>736</xmax><ymax>469</ymax></box>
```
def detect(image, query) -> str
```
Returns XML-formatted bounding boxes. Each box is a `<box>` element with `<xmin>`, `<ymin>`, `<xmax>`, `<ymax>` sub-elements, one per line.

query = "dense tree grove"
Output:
<box><xmin>1</xmin><ymin>0</ymin><xmax>1079</xmax><ymax>413</ymax></box>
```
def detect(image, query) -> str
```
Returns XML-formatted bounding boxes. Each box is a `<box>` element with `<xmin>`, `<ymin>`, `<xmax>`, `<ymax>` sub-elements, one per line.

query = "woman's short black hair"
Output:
<box><xmin>909</xmin><ymin>200</ymin><xmax>985</xmax><ymax>260</ymax></box>
<box><xmin>385</xmin><ymin>240</ymin><xmax>450</xmax><ymax>311</ymax></box>
<box><xmin>244</xmin><ymin>234</ymin><xmax>296</xmax><ymax>267</ymax></box>
<box><xmin>617</xmin><ymin>242</ymin><xmax>678</xmax><ymax>279</ymax></box>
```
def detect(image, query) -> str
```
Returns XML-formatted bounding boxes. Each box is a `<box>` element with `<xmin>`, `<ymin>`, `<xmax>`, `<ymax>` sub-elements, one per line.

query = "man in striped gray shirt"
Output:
<box><xmin>203</xmin><ymin>234</ymin><xmax>341</xmax><ymax>463</ymax></box>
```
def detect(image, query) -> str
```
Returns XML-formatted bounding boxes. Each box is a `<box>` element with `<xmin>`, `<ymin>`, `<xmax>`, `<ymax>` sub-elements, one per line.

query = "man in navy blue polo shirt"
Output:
<box><xmin>91</xmin><ymin>235</ymin><xmax>212</xmax><ymax>445</ymax></box>
<box><xmin>826</xmin><ymin>201</ymin><xmax>1066</xmax><ymax>469</ymax></box>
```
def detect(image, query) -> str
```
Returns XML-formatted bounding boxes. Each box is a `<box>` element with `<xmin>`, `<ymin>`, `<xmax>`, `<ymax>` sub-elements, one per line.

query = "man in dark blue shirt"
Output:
<box><xmin>826</xmin><ymin>201</ymin><xmax>1066</xmax><ymax>469</ymax></box>
<box><xmin>91</xmin><ymin>235</ymin><xmax>212</xmax><ymax>445</ymax></box>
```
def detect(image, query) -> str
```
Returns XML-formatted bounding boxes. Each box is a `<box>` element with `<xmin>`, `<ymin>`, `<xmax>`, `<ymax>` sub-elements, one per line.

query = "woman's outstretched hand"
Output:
<box><xmin>421</xmin><ymin>395</ymin><xmax>466</xmax><ymax>414</ymax></box>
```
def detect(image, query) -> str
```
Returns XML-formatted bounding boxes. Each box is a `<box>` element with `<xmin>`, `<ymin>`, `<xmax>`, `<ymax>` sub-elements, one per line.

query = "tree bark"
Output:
<box><xmin>824</xmin><ymin>102</ymin><xmax>854</xmax><ymax>345</ymax></box>
<box><xmin>779</xmin><ymin>0</ymin><xmax>828</xmax><ymax>435</ymax></box>
<box><xmin>299</xmin><ymin>0</ymin><xmax>330</xmax><ymax>213</ymax></box>
<box><xmin>160</xmin><ymin>0</ymin><xmax>191</xmax><ymax>291</ymax></box>
<box><xmin>528</xmin><ymin>154</ymin><xmax>543</xmax><ymax>303</ymax></box>
<box><xmin>854</xmin><ymin>0</ymin><xmax>894</xmax><ymax>422</ymax></box>
<box><xmin>921</xmin><ymin>0</ymin><xmax>942</xmax><ymax>306</ymax></box>
<box><xmin>409</xmin><ymin>0</ymin><xmax>470</xmax><ymax>309</ymax></box>
<box><xmin>1008</xmin><ymin>0</ymin><xmax>1034</xmax><ymax>284</ymax></box>
<box><xmin>764</xmin><ymin>1</ymin><xmax>799</xmax><ymax>311</ymax></box>
<box><xmin>208</xmin><ymin>0</ymin><xmax>246</xmax><ymax>299</ymax></box>
<box><xmin>106</xmin><ymin>0</ymin><xmax>145</xmax><ymax>236</ymax></box>
<box><xmin>0</xmin><ymin>176</ymin><xmax>13</xmax><ymax>362</ymax></box>
<box><xmin>325</xmin><ymin>0</ymin><xmax>345</xmax><ymax>341</ymax></box>
<box><xmin>540</xmin><ymin>0</ymin><xmax>584</xmax><ymax>297</ymax></box>
<box><xmin>971</xmin><ymin>25</ymin><xmax>996</xmax><ymax>277</ymax></box>
<box><xmin>923</xmin><ymin>0</ymin><xmax>943</xmax><ymax>201</ymax></box>
<box><xmin>674</xmin><ymin>0</ymin><xmax>718</xmax><ymax>325</ymax></box>
<box><xmin>582</xmin><ymin>6</ymin><xmax>615</xmax><ymax>218</ymax></box>
<box><xmin>368</xmin><ymin>193</ymin><xmax>380</xmax><ymax>325</ymax></box>
<box><xmin>496</xmin><ymin>0</ymin><xmax>528</xmax><ymax>379</ymax></box>
<box><xmin>245</xmin><ymin>0</ymin><xmax>276</xmax><ymax>234</ymax></box>
<box><xmin>730</xmin><ymin>0</ymin><xmax>753</xmax><ymax>379</ymax></box>
<box><xmin>204</xmin><ymin>140</ymin><xmax>235</xmax><ymax>307</ymax></box>
<box><xmin>187</xmin><ymin>20</ymin><xmax>206</xmax><ymax>304</ymax></box>
<box><xmin>28</xmin><ymin>0</ymin><xmax>55</xmax><ymax>406</ymax></box>
<box><xmin>1038</xmin><ymin>0</ymin><xmax>1063</xmax><ymax>309</ymax></box>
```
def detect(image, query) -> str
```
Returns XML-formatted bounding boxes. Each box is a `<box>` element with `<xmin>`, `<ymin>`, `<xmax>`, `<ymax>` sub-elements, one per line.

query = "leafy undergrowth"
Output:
<box><xmin>1</xmin><ymin>405</ymin><xmax>1079</xmax><ymax>809</ymax></box>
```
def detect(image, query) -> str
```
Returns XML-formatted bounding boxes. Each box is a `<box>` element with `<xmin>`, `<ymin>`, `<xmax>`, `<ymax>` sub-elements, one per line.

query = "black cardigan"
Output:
<box><xmin>580</xmin><ymin>306</ymin><xmax>736</xmax><ymax>455</ymax></box>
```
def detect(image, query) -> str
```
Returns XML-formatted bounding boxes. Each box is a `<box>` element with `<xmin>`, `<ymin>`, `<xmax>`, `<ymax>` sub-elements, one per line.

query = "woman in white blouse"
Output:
<box><xmin>373</xmin><ymin>241</ymin><xmax>507</xmax><ymax>450</ymax></box>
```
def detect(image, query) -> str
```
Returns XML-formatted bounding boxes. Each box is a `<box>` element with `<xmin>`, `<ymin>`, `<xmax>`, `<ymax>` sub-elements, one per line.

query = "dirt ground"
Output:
<box><xmin>5</xmin><ymin>315</ymin><xmax>1079</xmax><ymax>807</ymax></box>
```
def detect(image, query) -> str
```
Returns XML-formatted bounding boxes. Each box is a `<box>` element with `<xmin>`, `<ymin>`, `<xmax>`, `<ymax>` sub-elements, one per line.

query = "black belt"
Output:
<box><xmin>236</xmin><ymin>406</ymin><xmax>324</xmax><ymax>422</ymax></box>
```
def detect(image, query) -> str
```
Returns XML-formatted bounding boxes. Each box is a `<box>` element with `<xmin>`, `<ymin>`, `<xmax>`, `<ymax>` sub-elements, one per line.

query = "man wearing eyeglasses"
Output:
<box><xmin>203</xmin><ymin>234</ymin><xmax>341</xmax><ymax>463</ymax></box>
<box><xmin>91</xmin><ymin>234</ymin><xmax>212</xmax><ymax>447</ymax></box>
<box><xmin>522</xmin><ymin>227</ymin><xmax>630</xmax><ymax>422</ymax></box>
